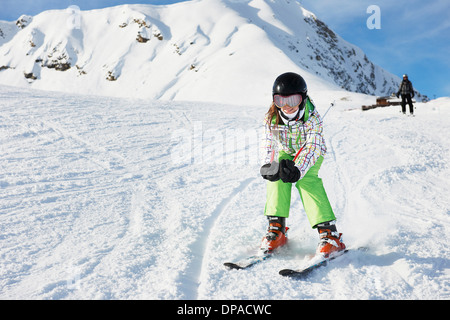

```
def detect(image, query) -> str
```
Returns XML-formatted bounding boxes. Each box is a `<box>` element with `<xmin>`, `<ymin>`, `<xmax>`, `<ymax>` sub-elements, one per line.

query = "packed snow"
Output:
<box><xmin>0</xmin><ymin>84</ymin><xmax>448</xmax><ymax>299</ymax></box>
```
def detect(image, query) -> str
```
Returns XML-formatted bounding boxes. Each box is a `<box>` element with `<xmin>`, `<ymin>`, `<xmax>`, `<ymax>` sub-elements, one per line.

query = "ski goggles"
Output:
<box><xmin>273</xmin><ymin>94</ymin><xmax>303</xmax><ymax>109</ymax></box>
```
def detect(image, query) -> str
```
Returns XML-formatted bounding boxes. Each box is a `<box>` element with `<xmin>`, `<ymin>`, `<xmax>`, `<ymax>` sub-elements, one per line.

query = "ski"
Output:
<box><xmin>224</xmin><ymin>252</ymin><xmax>272</xmax><ymax>270</ymax></box>
<box><xmin>279</xmin><ymin>249</ymin><xmax>348</xmax><ymax>279</ymax></box>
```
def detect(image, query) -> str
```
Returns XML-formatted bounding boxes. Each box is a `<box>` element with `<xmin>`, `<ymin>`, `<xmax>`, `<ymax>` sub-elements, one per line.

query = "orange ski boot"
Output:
<box><xmin>260</xmin><ymin>216</ymin><xmax>288</xmax><ymax>254</ymax></box>
<box><xmin>316</xmin><ymin>221</ymin><xmax>346</xmax><ymax>258</ymax></box>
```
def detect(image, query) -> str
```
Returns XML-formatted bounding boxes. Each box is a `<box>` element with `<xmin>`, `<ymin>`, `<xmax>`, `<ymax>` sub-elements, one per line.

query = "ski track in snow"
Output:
<box><xmin>0</xmin><ymin>85</ymin><xmax>449</xmax><ymax>299</ymax></box>
<box><xmin>181</xmin><ymin>176</ymin><xmax>256</xmax><ymax>299</ymax></box>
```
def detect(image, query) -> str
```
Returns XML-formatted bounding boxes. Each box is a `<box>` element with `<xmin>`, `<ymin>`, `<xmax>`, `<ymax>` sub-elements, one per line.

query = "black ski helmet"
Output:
<box><xmin>272</xmin><ymin>72</ymin><xmax>307</xmax><ymax>97</ymax></box>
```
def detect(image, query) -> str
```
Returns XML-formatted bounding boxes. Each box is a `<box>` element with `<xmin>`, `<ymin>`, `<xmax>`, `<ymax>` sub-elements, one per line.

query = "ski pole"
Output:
<box><xmin>293</xmin><ymin>100</ymin><xmax>334</xmax><ymax>162</ymax></box>
<box><xmin>293</xmin><ymin>143</ymin><xmax>306</xmax><ymax>162</ymax></box>
<box><xmin>322</xmin><ymin>100</ymin><xmax>335</xmax><ymax>119</ymax></box>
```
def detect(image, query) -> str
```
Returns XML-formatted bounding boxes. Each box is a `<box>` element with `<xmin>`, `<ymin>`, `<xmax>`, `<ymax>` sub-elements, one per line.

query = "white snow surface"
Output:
<box><xmin>0</xmin><ymin>84</ymin><xmax>449</xmax><ymax>300</ymax></box>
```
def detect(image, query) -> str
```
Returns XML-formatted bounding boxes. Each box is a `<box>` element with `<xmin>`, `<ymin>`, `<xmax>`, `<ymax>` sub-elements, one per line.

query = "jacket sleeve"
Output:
<box><xmin>293</xmin><ymin>110</ymin><xmax>326</xmax><ymax>178</ymax></box>
<box><xmin>409</xmin><ymin>82</ymin><xmax>414</xmax><ymax>95</ymax></box>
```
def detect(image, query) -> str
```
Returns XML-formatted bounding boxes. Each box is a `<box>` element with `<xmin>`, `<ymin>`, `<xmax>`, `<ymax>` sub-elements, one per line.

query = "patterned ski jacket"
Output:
<box><xmin>261</xmin><ymin>97</ymin><xmax>327</xmax><ymax>180</ymax></box>
<box><xmin>397</xmin><ymin>80</ymin><xmax>414</xmax><ymax>96</ymax></box>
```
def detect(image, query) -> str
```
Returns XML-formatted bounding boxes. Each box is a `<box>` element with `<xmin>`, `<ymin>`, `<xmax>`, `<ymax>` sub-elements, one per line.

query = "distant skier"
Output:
<box><xmin>259</xmin><ymin>72</ymin><xmax>345</xmax><ymax>258</ymax></box>
<box><xmin>396</xmin><ymin>74</ymin><xmax>415</xmax><ymax>115</ymax></box>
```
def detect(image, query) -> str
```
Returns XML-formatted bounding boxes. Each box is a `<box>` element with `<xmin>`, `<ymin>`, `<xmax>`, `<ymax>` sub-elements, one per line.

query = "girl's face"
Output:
<box><xmin>281</xmin><ymin>105</ymin><xmax>299</xmax><ymax>114</ymax></box>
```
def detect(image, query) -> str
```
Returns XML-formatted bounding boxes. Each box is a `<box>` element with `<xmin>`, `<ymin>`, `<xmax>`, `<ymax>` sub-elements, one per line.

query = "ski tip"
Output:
<box><xmin>224</xmin><ymin>262</ymin><xmax>243</xmax><ymax>270</ymax></box>
<box><xmin>279</xmin><ymin>269</ymin><xmax>297</xmax><ymax>277</ymax></box>
<box><xmin>279</xmin><ymin>267</ymin><xmax>314</xmax><ymax>279</ymax></box>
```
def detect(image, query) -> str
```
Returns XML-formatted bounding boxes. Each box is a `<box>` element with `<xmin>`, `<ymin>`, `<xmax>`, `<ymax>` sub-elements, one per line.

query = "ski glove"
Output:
<box><xmin>260</xmin><ymin>162</ymin><xmax>280</xmax><ymax>181</ymax></box>
<box><xmin>279</xmin><ymin>159</ymin><xmax>300</xmax><ymax>183</ymax></box>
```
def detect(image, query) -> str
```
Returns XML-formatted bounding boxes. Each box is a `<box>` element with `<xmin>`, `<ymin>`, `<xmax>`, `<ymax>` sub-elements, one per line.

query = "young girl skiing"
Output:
<box><xmin>259</xmin><ymin>72</ymin><xmax>345</xmax><ymax>258</ymax></box>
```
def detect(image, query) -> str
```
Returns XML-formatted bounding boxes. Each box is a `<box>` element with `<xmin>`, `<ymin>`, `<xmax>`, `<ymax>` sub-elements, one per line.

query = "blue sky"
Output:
<box><xmin>1</xmin><ymin>0</ymin><xmax>449</xmax><ymax>98</ymax></box>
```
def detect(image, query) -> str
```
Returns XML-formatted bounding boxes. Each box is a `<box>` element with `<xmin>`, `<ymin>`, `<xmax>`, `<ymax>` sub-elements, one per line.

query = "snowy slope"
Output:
<box><xmin>0</xmin><ymin>84</ymin><xmax>448</xmax><ymax>299</ymax></box>
<box><xmin>0</xmin><ymin>18</ymin><xmax>22</xmax><ymax>46</ymax></box>
<box><xmin>0</xmin><ymin>0</ymin><xmax>405</xmax><ymax>106</ymax></box>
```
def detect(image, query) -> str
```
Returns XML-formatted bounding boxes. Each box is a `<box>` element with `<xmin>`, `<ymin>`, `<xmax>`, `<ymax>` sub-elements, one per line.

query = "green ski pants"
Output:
<box><xmin>264</xmin><ymin>153</ymin><xmax>336</xmax><ymax>228</ymax></box>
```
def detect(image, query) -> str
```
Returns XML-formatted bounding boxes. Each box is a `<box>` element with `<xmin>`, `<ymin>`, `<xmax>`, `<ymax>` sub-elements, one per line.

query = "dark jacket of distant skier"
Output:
<box><xmin>396</xmin><ymin>75</ymin><xmax>415</xmax><ymax>115</ymax></box>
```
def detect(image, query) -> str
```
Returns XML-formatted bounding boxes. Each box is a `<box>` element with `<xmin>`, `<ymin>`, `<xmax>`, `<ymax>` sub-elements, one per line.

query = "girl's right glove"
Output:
<box><xmin>279</xmin><ymin>159</ymin><xmax>300</xmax><ymax>183</ymax></box>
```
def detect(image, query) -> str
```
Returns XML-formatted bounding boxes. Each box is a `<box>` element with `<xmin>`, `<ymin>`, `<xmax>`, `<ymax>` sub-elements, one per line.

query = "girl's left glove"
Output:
<box><xmin>279</xmin><ymin>159</ymin><xmax>300</xmax><ymax>183</ymax></box>
<box><xmin>260</xmin><ymin>162</ymin><xmax>280</xmax><ymax>181</ymax></box>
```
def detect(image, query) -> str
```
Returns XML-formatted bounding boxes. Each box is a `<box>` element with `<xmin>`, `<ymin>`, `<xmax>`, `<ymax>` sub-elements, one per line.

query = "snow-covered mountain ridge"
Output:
<box><xmin>0</xmin><ymin>0</ymin><xmax>405</xmax><ymax>105</ymax></box>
